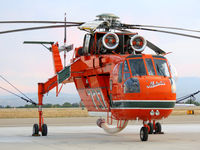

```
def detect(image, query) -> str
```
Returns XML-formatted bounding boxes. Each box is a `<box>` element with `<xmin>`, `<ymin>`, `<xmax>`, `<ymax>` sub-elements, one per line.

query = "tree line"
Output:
<box><xmin>0</xmin><ymin>99</ymin><xmax>199</xmax><ymax>108</ymax></box>
<box><xmin>0</xmin><ymin>102</ymin><xmax>81</xmax><ymax>108</ymax></box>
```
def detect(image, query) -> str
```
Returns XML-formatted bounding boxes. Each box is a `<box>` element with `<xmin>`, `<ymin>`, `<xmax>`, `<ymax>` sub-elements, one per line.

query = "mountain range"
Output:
<box><xmin>0</xmin><ymin>77</ymin><xmax>199</xmax><ymax>107</ymax></box>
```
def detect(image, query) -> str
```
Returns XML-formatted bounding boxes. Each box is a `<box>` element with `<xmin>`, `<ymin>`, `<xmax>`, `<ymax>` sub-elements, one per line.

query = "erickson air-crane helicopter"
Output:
<box><xmin>0</xmin><ymin>13</ymin><xmax>200</xmax><ymax>141</ymax></box>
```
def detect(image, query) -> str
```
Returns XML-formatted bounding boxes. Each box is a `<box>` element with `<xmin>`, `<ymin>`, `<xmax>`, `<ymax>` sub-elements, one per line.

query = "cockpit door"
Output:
<box><xmin>111</xmin><ymin>62</ymin><xmax>123</xmax><ymax>100</ymax></box>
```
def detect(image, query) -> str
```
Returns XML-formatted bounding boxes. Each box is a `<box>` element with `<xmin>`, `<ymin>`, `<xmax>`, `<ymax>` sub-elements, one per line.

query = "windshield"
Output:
<box><xmin>145</xmin><ymin>58</ymin><xmax>155</xmax><ymax>76</ymax></box>
<box><xmin>153</xmin><ymin>59</ymin><xmax>170</xmax><ymax>77</ymax></box>
<box><xmin>123</xmin><ymin>60</ymin><xmax>131</xmax><ymax>81</ymax></box>
<box><xmin>129</xmin><ymin>59</ymin><xmax>147</xmax><ymax>76</ymax></box>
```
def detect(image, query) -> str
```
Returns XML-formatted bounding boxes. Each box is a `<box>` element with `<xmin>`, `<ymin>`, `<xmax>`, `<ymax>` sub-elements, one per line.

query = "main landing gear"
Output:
<box><xmin>32</xmin><ymin>105</ymin><xmax>48</xmax><ymax>136</ymax></box>
<box><xmin>32</xmin><ymin>123</ymin><xmax>48</xmax><ymax>136</ymax></box>
<box><xmin>32</xmin><ymin>82</ymin><xmax>52</xmax><ymax>136</ymax></box>
<box><xmin>140</xmin><ymin>121</ymin><xmax>163</xmax><ymax>141</ymax></box>
<box><xmin>32</xmin><ymin>101</ymin><xmax>48</xmax><ymax>136</ymax></box>
<box><xmin>140</xmin><ymin>126</ymin><xmax>148</xmax><ymax>141</ymax></box>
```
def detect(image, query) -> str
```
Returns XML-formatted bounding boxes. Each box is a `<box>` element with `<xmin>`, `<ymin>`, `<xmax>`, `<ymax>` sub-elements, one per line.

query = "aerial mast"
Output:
<box><xmin>64</xmin><ymin>13</ymin><xmax>67</xmax><ymax>67</ymax></box>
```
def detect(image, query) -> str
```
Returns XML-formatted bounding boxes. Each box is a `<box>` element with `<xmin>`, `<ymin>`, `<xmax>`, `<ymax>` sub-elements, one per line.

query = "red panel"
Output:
<box><xmin>111</xmin><ymin>109</ymin><xmax>173</xmax><ymax>120</ymax></box>
<box><xmin>51</xmin><ymin>43</ymin><xmax>63</xmax><ymax>73</ymax></box>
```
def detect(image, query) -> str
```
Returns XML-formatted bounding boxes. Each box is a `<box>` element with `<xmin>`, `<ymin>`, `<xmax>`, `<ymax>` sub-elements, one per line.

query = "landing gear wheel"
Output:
<box><xmin>148</xmin><ymin>122</ymin><xmax>153</xmax><ymax>134</ymax></box>
<box><xmin>155</xmin><ymin>122</ymin><xmax>162</xmax><ymax>134</ymax></box>
<box><xmin>42</xmin><ymin>124</ymin><xmax>48</xmax><ymax>136</ymax></box>
<box><xmin>32</xmin><ymin>124</ymin><xmax>39</xmax><ymax>136</ymax></box>
<box><xmin>140</xmin><ymin>127</ymin><xmax>148</xmax><ymax>141</ymax></box>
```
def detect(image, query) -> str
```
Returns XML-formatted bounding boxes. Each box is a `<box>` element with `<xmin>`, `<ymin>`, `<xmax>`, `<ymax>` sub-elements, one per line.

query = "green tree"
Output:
<box><xmin>43</xmin><ymin>104</ymin><xmax>53</xmax><ymax>108</ymax></box>
<box><xmin>62</xmin><ymin>102</ymin><xmax>72</xmax><ymax>107</ymax></box>
<box><xmin>5</xmin><ymin>105</ymin><xmax>12</xmax><ymax>108</ymax></box>
<box><xmin>72</xmin><ymin>103</ymin><xmax>80</xmax><ymax>107</ymax></box>
<box><xmin>185</xmin><ymin>98</ymin><xmax>200</xmax><ymax>106</ymax></box>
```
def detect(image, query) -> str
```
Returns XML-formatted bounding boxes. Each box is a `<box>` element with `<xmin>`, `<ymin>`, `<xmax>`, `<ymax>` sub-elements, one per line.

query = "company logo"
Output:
<box><xmin>147</xmin><ymin>81</ymin><xmax>165</xmax><ymax>88</ymax></box>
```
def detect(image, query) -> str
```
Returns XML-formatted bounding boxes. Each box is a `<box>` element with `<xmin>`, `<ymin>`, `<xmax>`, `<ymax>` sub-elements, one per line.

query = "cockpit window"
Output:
<box><xmin>123</xmin><ymin>60</ymin><xmax>130</xmax><ymax>81</ymax></box>
<box><xmin>129</xmin><ymin>59</ymin><xmax>147</xmax><ymax>76</ymax></box>
<box><xmin>118</xmin><ymin>63</ymin><xmax>123</xmax><ymax>83</ymax></box>
<box><xmin>145</xmin><ymin>58</ymin><xmax>155</xmax><ymax>75</ymax></box>
<box><xmin>153</xmin><ymin>59</ymin><xmax>170</xmax><ymax>77</ymax></box>
<box><xmin>124</xmin><ymin>60</ymin><xmax>129</xmax><ymax>72</ymax></box>
<box><xmin>124</xmin><ymin>78</ymin><xmax>140</xmax><ymax>93</ymax></box>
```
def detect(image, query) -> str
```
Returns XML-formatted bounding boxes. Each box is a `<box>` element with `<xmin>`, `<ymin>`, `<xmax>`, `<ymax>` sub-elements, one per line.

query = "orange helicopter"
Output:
<box><xmin>0</xmin><ymin>13</ymin><xmax>200</xmax><ymax>141</ymax></box>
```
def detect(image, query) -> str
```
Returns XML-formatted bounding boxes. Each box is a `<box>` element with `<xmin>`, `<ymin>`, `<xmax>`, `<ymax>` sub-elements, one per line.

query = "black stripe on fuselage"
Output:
<box><xmin>111</xmin><ymin>101</ymin><xmax>175</xmax><ymax>109</ymax></box>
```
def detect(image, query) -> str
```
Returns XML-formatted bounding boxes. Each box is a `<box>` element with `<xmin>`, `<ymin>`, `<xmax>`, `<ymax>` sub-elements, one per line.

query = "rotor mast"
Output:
<box><xmin>96</xmin><ymin>13</ymin><xmax>121</xmax><ymax>30</ymax></box>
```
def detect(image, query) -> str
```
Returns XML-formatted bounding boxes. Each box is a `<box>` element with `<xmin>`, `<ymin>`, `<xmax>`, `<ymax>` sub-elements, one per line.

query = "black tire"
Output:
<box><xmin>155</xmin><ymin>122</ymin><xmax>162</xmax><ymax>133</ymax></box>
<box><xmin>33</xmin><ymin>124</ymin><xmax>39</xmax><ymax>135</ymax></box>
<box><xmin>140</xmin><ymin>127</ymin><xmax>148</xmax><ymax>141</ymax></box>
<box><xmin>148</xmin><ymin>122</ymin><xmax>153</xmax><ymax>134</ymax></box>
<box><xmin>42</xmin><ymin>124</ymin><xmax>48</xmax><ymax>136</ymax></box>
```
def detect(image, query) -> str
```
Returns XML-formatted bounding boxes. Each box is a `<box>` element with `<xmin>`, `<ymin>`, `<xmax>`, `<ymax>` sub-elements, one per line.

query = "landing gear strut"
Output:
<box><xmin>32</xmin><ymin>82</ymin><xmax>51</xmax><ymax>136</ymax></box>
<box><xmin>147</xmin><ymin>122</ymin><xmax>153</xmax><ymax>134</ymax></box>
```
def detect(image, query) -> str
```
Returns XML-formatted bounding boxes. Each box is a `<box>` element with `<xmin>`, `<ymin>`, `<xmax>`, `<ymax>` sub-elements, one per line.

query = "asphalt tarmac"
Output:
<box><xmin>0</xmin><ymin>116</ymin><xmax>200</xmax><ymax>150</ymax></box>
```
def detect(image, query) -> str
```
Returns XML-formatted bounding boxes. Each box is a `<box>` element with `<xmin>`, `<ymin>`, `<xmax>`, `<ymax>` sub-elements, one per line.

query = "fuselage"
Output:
<box><xmin>70</xmin><ymin>53</ymin><xmax>176</xmax><ymax>121</ymax></box>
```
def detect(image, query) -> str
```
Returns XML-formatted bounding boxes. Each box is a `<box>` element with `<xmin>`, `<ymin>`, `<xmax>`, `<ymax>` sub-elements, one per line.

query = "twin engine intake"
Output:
<box><xmin>101</xmin><ymin>32</ymin><xmax>147</xmax><ymax>54</ymax></box>
<box><xmin>81</xmin><ymin>32</ymin><xmax>147</xmax><ymax>55</ymax></box>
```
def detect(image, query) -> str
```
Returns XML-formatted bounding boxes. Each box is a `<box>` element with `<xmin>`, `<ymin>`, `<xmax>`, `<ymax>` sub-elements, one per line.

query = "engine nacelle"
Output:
<box><xmin>130</xmin><ymin>35</ymin><xmax>147</xmax><ymax>52</ymax></box>
<box><xmin>102</xmin><ymin>32</ymin><xmax>119</xmax><ymax>50</ymax></box>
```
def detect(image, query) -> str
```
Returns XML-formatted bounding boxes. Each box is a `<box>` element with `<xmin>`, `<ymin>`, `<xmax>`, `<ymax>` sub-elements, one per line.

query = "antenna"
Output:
<box><xmin>64</xmin><ymin>13</ymin><xmax>67</xmax><ymax>67</ymax></box>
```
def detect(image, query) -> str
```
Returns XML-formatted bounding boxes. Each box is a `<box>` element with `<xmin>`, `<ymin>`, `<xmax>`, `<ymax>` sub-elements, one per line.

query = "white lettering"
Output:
<box><xmin>147</xmin><ymin>81</ymin><xmax>165</xmax><ymax>88</ymax></box>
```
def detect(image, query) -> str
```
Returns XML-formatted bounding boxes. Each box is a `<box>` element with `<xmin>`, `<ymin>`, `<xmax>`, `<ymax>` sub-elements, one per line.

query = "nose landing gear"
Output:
<box><xmin>140</xmin><ymin>121</ymin><xmax>163</xmax><ymax>141</ymax></box>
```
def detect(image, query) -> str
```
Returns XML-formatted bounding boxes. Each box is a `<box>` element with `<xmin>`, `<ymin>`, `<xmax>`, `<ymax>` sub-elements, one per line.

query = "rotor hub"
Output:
<box><xmin>96</xmin><ymin>13</ymin><xmax>121</xmax><ymax>29</ymax></box>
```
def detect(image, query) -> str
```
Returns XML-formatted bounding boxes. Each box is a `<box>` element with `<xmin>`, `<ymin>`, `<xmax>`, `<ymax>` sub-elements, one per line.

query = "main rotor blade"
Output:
<box><xmin>176</xmin><ymin>90</ymin><xmax>200</xmax><ymax>103</ymax></box>
<box><xmin>146</xmin><ymin>40</ymin><xmax>166</xmax><ymax>55</ymax></box>
<box><xmin>0</xmin><ymin>21</ymin><xmax>84</xmax><ymax>25</ymax></box>
<box><xmin>124</xmin><ymin>24</ymin><xmax>200</xmax><ymax>33</ymax></box>
<box><xmin>127</xmin><ymin>27</ymin><xmax>200</xmax><ymax>39</ymax></box>
<box><xmin>0</xmin><ymin>24</ymin><xmax>79</xmax><ymax>34</ymax></box>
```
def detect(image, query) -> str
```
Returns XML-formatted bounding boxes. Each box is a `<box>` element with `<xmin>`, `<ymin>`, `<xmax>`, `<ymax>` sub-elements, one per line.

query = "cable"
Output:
<box><xmin>0</xmin><ymin>75</ymin><xmax>32</xmax><ymax>101</ymax></box>
<box><xmin>0</xmin><ymin>86</ymin><xmax>23</xmax><ymax>99</ymax></box>
<box><xmin>0</xmin><ymin>86</ymin><xmax>37</xmax><ymax>105</ymax></box>
<box><xmin>0</xmin><ymin>75</ymin><xmax>37</xmax><ymax>105</ymax></box>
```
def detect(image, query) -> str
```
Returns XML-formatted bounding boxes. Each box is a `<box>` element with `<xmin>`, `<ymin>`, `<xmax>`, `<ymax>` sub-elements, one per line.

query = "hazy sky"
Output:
<box><xmin>0</xmin><ymin>0</ymin><xmax>200</xmax><ymax>96</ymax></box>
